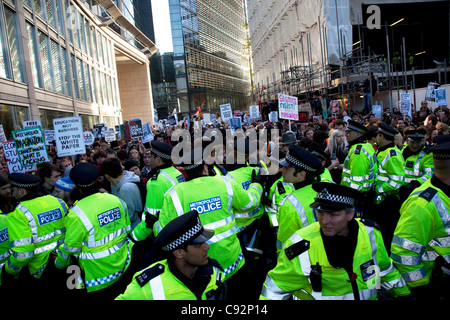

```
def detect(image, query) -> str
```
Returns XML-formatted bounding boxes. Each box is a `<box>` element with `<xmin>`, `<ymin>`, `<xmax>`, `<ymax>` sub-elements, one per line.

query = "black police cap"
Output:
<box><xmin>433</xmin><ymin>135</ymin><xmax>450</xmax><ymax>145</ymax></box>
<box><xmin>154</xmin><ymin>210</ymin><xmax>214</xmax><ymax>251</ymax></box>
<box><xmin>150</xmin><ymin>140</ymin><xmax>173</xmax><ymax>160</ymax></box>
<box><xmin>346</xmin><ymin>120</ymin><xmax>367</xmax><ymax>134</ymax></box>
<box><xmin>308</xmin><ymin>142</ymin><xmax>329</xmax><ymax>162</ymax></box>
<box><xmin>8</xmin><ymin>173</ymin><xmax>40</xmax><ymax>188</ymax></box>
<box><xmin>310</xmin><ymin>182</ymin><xmax>360</xmax><ymax>212</ymax></box>
<box><xmin>280</xmin><ymin>144</ymin><xmax>322</xmax><ymax>172</ymax></box>
<box><xmin>430</xmin><ymin>141</ymin><xmax>450</xmax><ymax>160</ymax></box>
<box><xmin>69</xmin><ymin>162</ymin><xmax>99</xmax><ymax>188</ymax></box>
<box><xmin>405</xmin><ymin>129</ymin><xmax>426</xmax><ymax>141</ymax></box>
<box><xmin>376</xmin><ymin>123</ymin><xmax>399</xmax><ymax>138</ymax></box>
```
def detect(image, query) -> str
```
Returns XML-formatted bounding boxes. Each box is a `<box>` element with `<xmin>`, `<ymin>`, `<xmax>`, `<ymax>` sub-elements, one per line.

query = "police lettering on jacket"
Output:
<box><xmin>37</xmin><ymin>208</ymin><xmax>63</xmax><ymax>226</ymax></box>
<box><xmin>98</xmin><ymin>207</ymin><xmax>121</xmax><ymax>227</ymax></box>
<box><xmin>189</xmin><ymin>197</ymin><xmax>222</xmax><ymax>214</ymax></box>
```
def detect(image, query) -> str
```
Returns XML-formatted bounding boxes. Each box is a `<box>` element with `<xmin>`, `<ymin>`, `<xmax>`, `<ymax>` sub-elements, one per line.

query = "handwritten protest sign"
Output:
<box><xmin>129</xmin><ymin>118</ymin><xmax>143</xmax><ymax>138</ymax></box>
<box><xmin>44</xmin><ymin>130</ymin><xmax>55</xmax><ymax>145</ymax></box>
<box><xmin>278</xmin><ymin>94</ymin><xmax>299</xmax><ymax>121</ymax></box>
<box><xmin>220</xmin><ymin>103</ymin><xmax>233</xmax><ymax>122</ymax></box>
<box><xmin>105</xmin><ymin>130</ymin><xmax>116</xmax><ymax>143</ymax></box>
<box><xmin>11</xmin><ymin>126</ymin><xmax>48</xmax><ymax>167</ymax></box>
<box><xmin>142</xmin><ymin>122</ymin><xmax>154</xmax><ymax>143</ymax></box>
<box><xmin>22</xmin><ymin>119</ymin><xmax>42</xmax><ymax>129</ymax></box>
<box><xmin>53</xmin><ymin>116</ymin><xmax>85</xmax><ymax>157</ymax></box>
<box><xmin>0</xmin><ymin>125</ymin><xmax>6</xmax><ymax>143</ymax></box>
<box><xmin>2</xmin><ymin>140</ymin><xmax>36</xmax><ymax>173</ymax></box>
<box><xmin>435</xmin><ymin>88</ymin><xmax>447</xmax><ymax>107</ymax></box>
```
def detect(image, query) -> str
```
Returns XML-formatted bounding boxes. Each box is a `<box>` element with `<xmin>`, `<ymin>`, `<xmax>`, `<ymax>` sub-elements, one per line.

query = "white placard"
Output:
<box><xmin>0</xmin><ymin>124</ymin><xmax>6</xmax><ymax>143</ymax></box>
<box><xmin>249</xmin><ymin>105</ymin><xmax>260</xmax><ymax>119</ymax></box>
<box><xmin>105</xmin><ymin>131</ymin><xmax>116</xmax><ymax>143</ymax></box>
<box><xmin>83</xmin><ymin>131</ymin><xmax>94</xmax><ymax>145</ymax></box>
<box><xmin>278</xmin><ymin>93</ymin><xmax>299</xmax><ymax>120</ymax></box>
<box><xmin>2</xmin><ymin>140</ymin><xmax>36</xmax><ymax>173</ymax></box>
<box><xmin>400</xmin><ymin>93</ymin><xmax>412</xmax><ymax>117</ymax></box>
<box><xmin>44</xmin><ymin>130</ymin><xmax>55</xmax><ymax>145</ymax></box>
<box><xmin>22</xmin><ymin>119</ymin><xmax>42</xmax><ymax>128</ymax></box>
<box><xmin>53</xmin><ymin>116</ymin><xmax>85</xmax><ymax>156</ymax></box>
<box><xmin>435</xmin><ymin>88</ymin><xmax>447</xmax><ymax>107</ymax></box>
<box><xmin>220</xmin><ymin>103</ymin><xmax>233</xmax><ymax>122</ymax></box>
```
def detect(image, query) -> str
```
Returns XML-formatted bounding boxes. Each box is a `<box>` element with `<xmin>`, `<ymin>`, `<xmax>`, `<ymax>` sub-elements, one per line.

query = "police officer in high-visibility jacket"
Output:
<box><xmin>391</xmin><ymin>141</ymin><xmax>450</xmax><ymax>301</ymax></box>
<box><xmin>116</xmin><ymin>210</ymin><xmax>225</xmax><ymax>300</ymax></box>
<box><xmin>55</xmin><ymin>163</ymin><xmax>134</xmax><ymax>299</ymax></box>
<box><xmin>341</xmin><ymin>120</ymin><xmax>378</xmax><ymax>217</ymax></box>
<box><xmin>135</xmin><ymin>140</ymin><xmax>185</xmax><ymax>241</ymax></box>
<box><xmin>398</xmin><ymin>129</ymin><xmax>434</xmax><ymax>202</ymax></box>
<box><xmin>1</xmin><ymin>173</ymin><xmax>67</xmax><ymax>295</ymax></box>
<box><xmin>0</xmin><ymin>173</ymin><xmax>11</xmax><ymax>287</ymax></box>
<box><xmin>276</xmin><ymin>144</ymin><xmax>323</xmax><ymax>254</ymax></box>
<box><xmin>373</xmin><ymin>123</ymin><xmax>407</xmax><ymax>252</ymax></box>
<box><xmin>261</xmin><ymin>182</ymin><xmax>410</xmax><ymax>300</ymax></box>
<box><xmin>157</xmin><ymin>147</ymin><xmax>263</xmax><ymax>300</ymax></box>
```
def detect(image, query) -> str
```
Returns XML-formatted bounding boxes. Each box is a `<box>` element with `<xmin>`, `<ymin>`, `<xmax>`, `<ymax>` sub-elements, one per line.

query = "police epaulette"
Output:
<box><xmin>390</xmin><ymin>149</ymin><xmax>397</xmax><ymax>157</ymax></box>
<box><xmin>355</xmin><ymin>145</ymin><xmax>362</xmax><ymax>154</ymax></box>
<box><xmin>151</xmin><ymin>170</ymin><xmax>160</xmax><ymax>180</ymax></box>
<box><xmin>360</xmin><ymin>218</ymin><xmax>380</xmax><ymax>230</ymax></box>
<box><xmin>277</xmin><ymin>181</ymin><xmax>286</xmax><ymax>195</ymax></box>
<box><xmin>418</xmin><ymin>187</ymin><xmax>438</xmax><ymax>202</ymax></box>
<box><xmin>285</xmin><ymin>239</ymin><xmax>310</xmax><ymax>260</ymax></box>
<box><xmin>136</xmin><ymin>264</ymin><xmax>165</xmax><ymax>287</ymax></box>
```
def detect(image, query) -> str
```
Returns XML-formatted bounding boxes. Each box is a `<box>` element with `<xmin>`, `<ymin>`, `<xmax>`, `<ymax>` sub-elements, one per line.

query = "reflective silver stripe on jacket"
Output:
<box><xmin>286</xmin><ymin>195</ymin><xmax>311</xmax><ymax>228</ymax></box>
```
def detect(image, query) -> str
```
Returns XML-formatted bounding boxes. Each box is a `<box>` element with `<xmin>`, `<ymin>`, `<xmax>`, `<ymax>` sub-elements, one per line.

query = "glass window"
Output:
<box><xmin>54</xmin><ymin>0</ymin><xmax>64</xmax><ymax>36</ymax></box>
<box><xmin>84</xmin><ymin>61</ymin><xmax>92</xmax><ymax>102</ymax></box>
<box><xmin>39</xmin><ymin>108</ymin><xmax>72</xmax><ymax>130</ymax></box>
<box><xmin>44</xmin><ymin>0</ymin><xmax>55</xmax><ymax>28</ymax></box>
<box><xmin>103</xmin><ymin>115</ymin><xmax>118</xmax><ymax>129</ymax></box>
<box><xmin>34</xmin><ymin>0</ymin><xmax>43</xmax><ymax>18</ymax></box>
<box><xmin>80</xmin><ymin>113</ymin><xmax>98</xmax><ymax>131</ymax></box>
<box><xmin>84</xmin><ymin>19</ymin><xmax>91</xmax><ymax>56</ymax></box>
<box><xmin>71</xmin><ymin>54</ymin><xmax>79</xmax><ymax>99</ymax></box>
<box><xmin>96</xmin><ymin>30</ymin><xmax>103</xmax><ymax>65</ymax></box>
<box><xmin>72</xmin><ymin>6</ymin><xmax>79</xmax><ymax>48</ymax></box>
<box><xmin>90</xmin><ymin>66</ymin><xmax>96</xmax><ymax>103</ymax></box>
<box><xmin>26</xmin><ymin>23</ymin><xmax>41</xmax><ymax>87</ymax></box>
<box><xmin>78</xmin><ymin>11</ymin><xmax>86</xmax><ymax>53</ymax></box>
<box><xmin>38</xmin><ymin>30</ymin><xmax>53</xmax><ymax>91</ymax></box>
<box><xmin>5</xmin><ymin>7</ymin><xmax>25</xmax><ymax>83</ymax></box>
<box><xmin>76</xmin><ymin>57</ymin><xmax>85</xmax><ymax>100</ymax></box>
<box><xmin>0</xmin><ymin>10</ymin><xmax>9</xmax><ymax>79</ymax></box>
<box><xmin>0</xmin><ymin>104</ymin><xmax>29</xmax><ymax>140</ymax></box>
<box><xmin>61</xmin><ymin>46</ymin><xmax>70</xmax><ymax>96</ymax></box>
<box><xmin>50</xmin><ymin>40</ymin><xmax>63</xmax><ymax>94</ymax></box>
<box><xmin>64</xmin><ymin>0</ymin><xmax>72</xmax><ymax>42</ymax></box>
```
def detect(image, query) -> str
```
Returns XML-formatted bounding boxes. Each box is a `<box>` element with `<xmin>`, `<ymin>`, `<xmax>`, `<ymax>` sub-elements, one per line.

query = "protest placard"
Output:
<box><xmin>83</xmin><ymin>131</ymin><xmax>94</xmax><ymax>145</ymax></box>
<box><xmin>142</xmin><ymin>122</ymin><xmax>154</xmax><ymax>143</ymax></box>
<box><xmin>0</xmin><ymin>125</ymin><xmax>6</xmax><ymax>143</ymax></box>
<box><xmin>129</xmin><ymin>118</ymin><xmax>143</xmax><ymax>138</ymax></box>
<box><xmin>435</xmin><ymin>88</ymin><xmax>447</xmax><ymax>107</ymax></box>
<box><xmin>2</xmin><ymin>140</ymin><xmax>36</xmax><ymax>173</ymax></box>
<box><xmin>249</xmin><ymin>105</ymin><xmax>260</xmax><ymax>119</ymax></box>
<box><xmin>229</xmin><ymin>117</ymin><xmax>242</xmax><ymax>133</ymax></box>
<box><xmin>372</xmin><ymin>105</ymin><xmax>382</xmax><ymax>119</ymax></box>
<box><xmin>22</xmin><ymin>119</ymin><xmax>42</xmax><ymax>128</ymax></box>
<box><xmin>425</xmin><ymin>82</ymin><xmax>440</xmax><ymax>102</ymax></box>
<box><xmin>11</xmin><ymin>126</ymin><xmax>48</xmax><ymax>167</ymax></box>
<box><xmin>400</xmin><ymin>93</ymin><xmax>412</xmax><ymax>117</ymax></box>
<box><xmin>105</xmin><ymin>131</ymin><xmax>116</xmax><ymax>143</ymax></box>
<box><xmin>44</xmin><ymin>130</ymin><xmax>55</xmax><ymax>145</ymax></box>
<box><xmin>203</xmin><ymin>113</ymin><xmax>211</xmax><ymax>124</ymax></box>
<box><xmin>278</xmin><ymin>93</ymin><xmax>299</xmax><ymax>121</ymax></box>
<box><xmin>53</xmin><ymin>116</ymin><xmax>85</xmax><ymax>157</ymax></box>
<box><xmin>93</xmin><ymin>123</ymin><xmax>107</xmax><ymax>140</ymax></box>
<box><xmin>220</xmin><ymin>103</ymin><xmax>233</xmax><ymax>122</ymax></box>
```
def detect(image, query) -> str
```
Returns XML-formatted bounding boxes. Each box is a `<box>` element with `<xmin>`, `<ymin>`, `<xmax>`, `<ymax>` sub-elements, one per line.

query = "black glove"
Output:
<box><xmin>144</xmin><ymin>211</ymin><xmax>159</xmax><ymax>229</ymax></box>
<box><xmin>251</xmin><ymin>169</ymin><xmax>264</xmax><ymax>185</ymax></box>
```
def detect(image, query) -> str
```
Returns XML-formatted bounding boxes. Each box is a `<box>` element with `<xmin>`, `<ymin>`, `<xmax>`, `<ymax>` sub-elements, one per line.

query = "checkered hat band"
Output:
<box><xmin>162</xmin><ymin>217</ymin><xmax>203</xmax><ymax>251</ymax></box>
<box><xmin>348</xmin><ymin>124</ymin><xmax>365</xmax><ymax>134</ymax></box>
<box><xmin>286</xmin><ymin>153</ymin><xmax>316</xmax><ymax>172</ymax></box>
<box><xmin>76</xmin><ymin>181</ymin><xmax>96</xmax><ymax>188</ymax></box>
<box><xmin>316</xmin><ymin>189</ymin><xmax>354</xmax><ymax>206</ymax></box>
<box><xmin>151</xmin><ymin>148</ymin><xmax>172</xmax><ymax>160</ymax></box>
<box><xmin>183</xmin><ymin>161</ymin><xmax>203</xmax><ymax>171</ymax></box>
<box><xmin>10</xmin><ymin>181</ymin><xmax>39</xmax><ymax>188</ymax></box>
<box><xmin>433</xmin><ymin>153</ymin><xmax>450</xmax><ymax>159</ymax></box>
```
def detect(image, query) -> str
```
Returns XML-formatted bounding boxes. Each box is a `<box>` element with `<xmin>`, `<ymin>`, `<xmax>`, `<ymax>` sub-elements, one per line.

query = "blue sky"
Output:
<box><xmin>151</xmin><ymin>0</ymin><xmax>173</xmax><ymax>53</ymax></box>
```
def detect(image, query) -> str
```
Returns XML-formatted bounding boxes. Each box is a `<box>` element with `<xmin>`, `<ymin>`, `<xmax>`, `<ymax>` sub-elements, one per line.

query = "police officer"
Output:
<box><xmin>157</xmin><ymin>147</ymin><xmax>263</xmax><ymax>300</ymax></box>
<box><xmin>261</xmin><ymin>182</ymin><xmax>410</xmax><ymax>300</ymax></box>
<box><xmin>391</xmin><ymin>141</ymin><xmax>450</xmax><ymax>301</ymax></box>
<box><xmin>398</xmin><ymin>129</ymin><xmax>434</xmax><ymax>202</ymax></box>
<box><xmin>131</xmin><ymin>141</ymin><xmax>186</xmax><ymax>243</ymax></box>
<box><xmin>55</xmin><ymin>163</ymin><xmax>134</xmax><ymax>299</ymax></box>
<box><xmin>1</xmin><ymin>172</ymin><xmax>67</xmax><ymax>297</ymax></box>
<box><xmin>116</xmin><ymin>210</ymin><xmax>225</xmax><ymax>300</ymax></box>
<box><xmin>308</xmin><ymin>142</ymin><xmax>334</xmax><ymax>183</ymax></box>
<box><xmin>276</xmin><ymin>144</ymin><xmax>323</xmax><ymax>254</ymax></box>
<box><xmin>341</xmin><ymin>119</ymin><xmax>378</xmax><ymax>217</ymax></box>
<box><xmin>373</xmin><ymin>123</ymin><xmax>407</xmax><ymax>251</ymax></box>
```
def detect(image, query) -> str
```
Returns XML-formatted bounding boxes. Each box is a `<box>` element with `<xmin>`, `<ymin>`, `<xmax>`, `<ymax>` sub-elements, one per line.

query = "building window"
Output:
<box><xmin>4</xmin><ymin>6</ymin><xmax>25</xmax><ymax>83</ymax></box>
<box><xmin>39</xmin><ymin>108</ymin><xmax>73</xmax><ymax>130</ymax></box>
<box><xmin>50</xmin><ymin>39</ymin><xmax>63</xmax><ymax>94</ymax></box>
<box><xmin>38</xmin><ymin>29</ymin><xmax>53</xmax><ymax>91</ymax></box>
<box><xmin>80</xmin><ymin>113</ymin><xmax>98</xmax><ymax>131</ymax></box>
<box><xmin>0</xmin><ymin>104</ymin><xmax>29</xmax><ymax>140</ymax></box>
<box><xmin>26</xmin><ymin>22</ymin><xmax>42</xmax><ymax>88</ymax></box>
